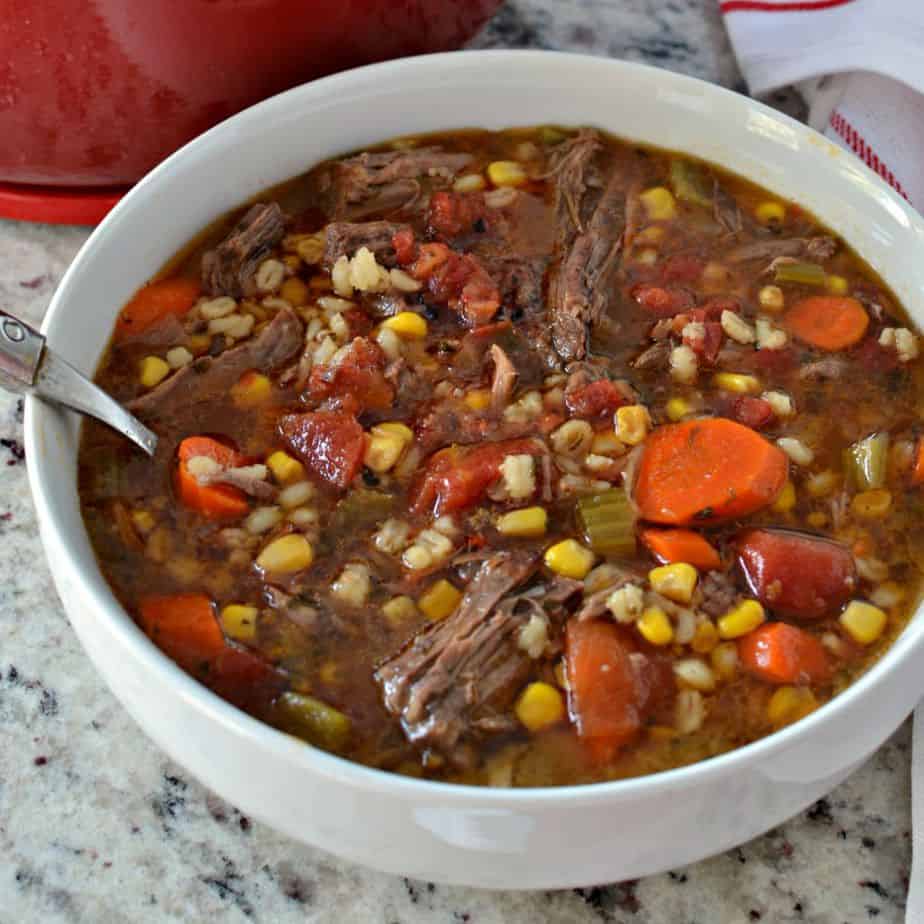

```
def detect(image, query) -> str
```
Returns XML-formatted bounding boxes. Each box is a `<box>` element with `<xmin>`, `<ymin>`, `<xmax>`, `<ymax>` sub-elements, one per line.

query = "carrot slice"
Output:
<box><xmin>176</xmin><ymin>436</ymin><xmax>249</xmax><ymax>519</ymax></box>
<box><xmin>116</xmin><ymin>277</ymin><xmax>200</xmax><ymax>339</ymax></box>
<box><xmin>565</xmin><ymin>620</ymin><xmax>642</xmax><ymax>763</ymax></box>
<box><xmin>634</xmin><ymin>419</ymin><xmax>789</xmax><ymax>525</ymax></box>
<box><xmin>737</xmin><ymin>622</ymin><xmax>831</xmax><ymax>685</ymax></box>
<box><xmin>138</xmin><ymin>593</ymin><xmax>225</xmax><ymax>670</ymax></box>
<box><xmin>783</xmin><ymin>295</ymin><xmax>868</xmax><ymax>352</ymax></box>
<box><xmin>640</xmin><ymin>527</ymin><xmax>721</xmax><ymax>571</ymax></box>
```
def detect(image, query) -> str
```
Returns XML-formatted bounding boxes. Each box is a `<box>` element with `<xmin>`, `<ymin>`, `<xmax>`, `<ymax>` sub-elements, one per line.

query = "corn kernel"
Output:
<box><xmin>713</xmin><ymin>371</ymin><xmax>760</xmax><ymax>394</ymax></box>
<box><xmin>824</xmin><ymin>274</ymin><xmax>849</xmax><ymax>295</ymax></box>
<box><xmin>648</xmin><ymin>562</ymin><xmax>698</xmax><ymax>604</ymax></box>
<box><xmin>464</xmin><ymin>388</ymin><xmax>492</xmax><ymax>411</ymax></box>
<box><xmin>767</xmin><ymin>686</ymin><xmax>818</xmax><ymax>727</ymax></box>
<box><xmin>220</xmin><ymin>604</ymin><xmax>258</xmax><ymax>642</ymax></box>
<box><xmin>758</xmin><ymin>285</ymin><xmax>785</xmax><ymax>312</ymax></box>
<box><xmin>772</xmin><ymin>480</ymin><xmax>796</xmax><ymax>513</ymax></box>
<box><xmin>280</xmin><ymin>276</ymin><xmax>310</xmax><ymax>306</ymax></box>
<box><xmin>639</xmin><ymin>186</ymin><xmax>677</xmax><ymax>221</ymax></box>
<box><xmin>453</xmin><ymin>172</ymin><xmax>487</xmax><ymax>193</ymax></box>
<box><xmin>637</xmin><ymin>606</ymin><xmax>674</xmax><ymax>646</ymax></box>
<box><xmin>591</xmin><ymin>431</ymin><xmax>625</xmax><ymax>456</ymax></box>
<box><xmin>840</xmin><ymin>600</ymin><xmax>887</xmax><ymax>645</ymax></box>
<box><xmin>231</xmin><ymin>371</ymin><xmax>272</xmax><ymax>407</ymax></box>
<box><xmin>256</xmin><ymin>534</ymin><xmax>314</xmax><ymax>575</ymax></box>
<box><xmin>515</xmin><ymin>682</ymin><xmax>565</xmax><ymax>731</ymax></box>
<box><xmin>487</xmin><ymin>160</ymin><xmax>527</xmax><ymax>188</ymax></box>
<box><xmin>851</xmin><ymin>489</ymin><xmax>892</xmax><ymax>518</ymax></box>
<box><xmin>418</xmin><ymin>579</ymin><xmax>462</xmax><ymax>622</ymax></box>
<box><xmin>374</xmin><ymin>421</ymin><xmax>414</xmax><ymax>443</ymax></box>
<box><xmin>266</xmin><ymin>451</ymin><xmax>305</xmax><ymax>486</ymax></box>
<box><xmin>382</xmin><ymin>595</ymin><xmax>418</xmax><ymax>626</ymax></box>
<box><xmin>614</xmin><ymin>404</ymin><xmax>651</xmax><ymax>446</ymax></box>
<box><xmin>691</xmin><ymin>619</ymin><xmax>719</xmax><ymax>654</ymax></box>
<box><xmin>635</xmin><ymin>225</ymin><xmax>666</xmax><ymax>245</ymax></box>
<box><xmin>665</xmin><ymin>397</ymin><xmax>692</xmax><ymax>422</ymax></box>
<box><xmin>139</xmin><ymin>356</ymin><xmax>170</xmax><ymax>388</ymax></box>
<box><xmin>131</xmin><ymin>509</ymin><xmax>155</xmax><ymax>534</ymax></box>
<box><xmin>710</xmin><ymin>642</ymin><xmax>739</xmax><ymax>680</ymax></box>
<box><xmin>188</xmin><ymin>333</ymin><xmax>211</xmax><ymax>355</ymax></box>
<box><xmin>806</xmin><ymin>512</ymin><xmax>828</xmax><ymax>529</ymax></box>
<box><xmin>544</xmin><ymin>539</ymin><xmax>595</xmax><ymax>579</ymax></box>
<box><xmin>364</xmin><ymin>423</ymin><xmax>413</xmax><ymax>473</ymax></box>
<box><xmin>718</xmin><ymin>599</ymin><xmax>765</xmax><ymax>639</ymax></box>
<box><xmin>634</xmin><ymin>247</ymin><xmax>659</xmax><ymax>265</ymax></box>
<box><xmin>755</xmin><ymin>201</ymin><xmax>786</xmax><ymax>226</ymax></box>
<box><xmin>382</xmin><ymin>311</ymin><xmax>427</xmax><ymax>340</ymax></box>
<box><xmin>496</xmin><ymin>506</ymin><xmax>548</xmax><ymax>538</ymax></box>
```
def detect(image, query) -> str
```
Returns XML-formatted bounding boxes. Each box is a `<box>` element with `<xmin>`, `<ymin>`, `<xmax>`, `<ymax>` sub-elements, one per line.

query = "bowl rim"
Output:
<box><xmin>26</xmin><ymin>48</ymin><xmax>924</xmax><ymax>805</ymax></box>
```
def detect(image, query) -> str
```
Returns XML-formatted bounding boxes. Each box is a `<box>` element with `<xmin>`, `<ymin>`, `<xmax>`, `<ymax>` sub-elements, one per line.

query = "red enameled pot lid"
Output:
<box><xmin>0</xmin><ymin>183</ymin><xmax>126</xmax><ymax>226</ymax></box>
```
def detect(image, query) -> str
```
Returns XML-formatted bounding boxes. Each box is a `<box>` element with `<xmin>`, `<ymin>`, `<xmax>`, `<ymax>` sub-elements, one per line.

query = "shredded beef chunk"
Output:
<box><xmin>322</xmin><ymin>146</ymin><xmax>473</xmax><ymax>219</ymax></box>
<box><xmin>549</xmin><ymin>128</ymin><xmax>602</xmax><ymax>237</ymax></box>
<box><xmin>323</xmin><ymin>221</ymin><xmax>410</xmax><ymax>268</ymax></box>
<box><xmin>376</xmin><ymin>551</ymin><xmax>578</xmax><ymax>766</ymax></box>
<box><xmin>697</xmin><ymin>570</ymin><xmax>739</xmax><ymax>618</ymax></box>
<box><xmin>202</xmin><ymin>203</ymin><xmax>287</xmax><ymax>298</ymax></box>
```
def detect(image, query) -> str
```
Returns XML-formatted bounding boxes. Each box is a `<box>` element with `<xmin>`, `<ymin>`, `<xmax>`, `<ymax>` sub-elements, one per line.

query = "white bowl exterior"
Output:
<box><xmin>26</xmin><ymin>51</ymin><xmax>924</xmax><ymax>888</ymax></box>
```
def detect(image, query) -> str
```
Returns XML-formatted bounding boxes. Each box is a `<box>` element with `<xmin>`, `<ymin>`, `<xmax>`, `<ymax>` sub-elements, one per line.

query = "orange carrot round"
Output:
<box><xmin>640</xmin><ymin>527</ymin><xmax>721</xmax><ymax>570</ymax></box>
<box><xmin>738</xmin><ymin>622</ymin><xmax>831</xmax><ymax>685</ymax></box>
<box><xmin>912</xmin><ymin>437</ymin><xmax>924</xmax><ymax>486</ymax></box>
<box><xmin>176</xmin><ymin>436</ymin><xmax>249</xmax><ymax>519</ymax></box>
<box><xmin>116</xmin><ymin>277</ymin><xmax>200</xmax><ymax>339</ymax></box>
<box><xmin>783</xmin><ymin>295</ymin><xmax>868</xmax><ymax>352</ymax></box>
<box><xmin>634</xmin><ymin>419</ymin><xmax>789</xmax><ymax>525</ymax></box>
<box><xmin>138</xmin><ymin>593</ymin><xmax>225</xmax><ymax>670</ymax></box>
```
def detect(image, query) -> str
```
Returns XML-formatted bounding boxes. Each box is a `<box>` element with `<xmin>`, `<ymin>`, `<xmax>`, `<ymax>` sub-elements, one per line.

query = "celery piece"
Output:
<box><xmin>274</xmin><ymin>691</ymin><xmax>351</xmax><ymax>753</ymax></box>
<box><xmin>577</xmin><ymin>488</ymin><xmax>636</xmax><ymax>558</ymax></box>
<box><xmin>845</xmin><ymin>433</ymin><xmax>890</xmax><ymax>491</ymax></box>
<box><xmin>774</xmin><ymin>261</ymin><xmax>826</xmax><ymax>287</ymax></box>
<box><xmin>669</xmin><ymin>159</ymin><xmax>713</xmax><ymax>208</ymax></box>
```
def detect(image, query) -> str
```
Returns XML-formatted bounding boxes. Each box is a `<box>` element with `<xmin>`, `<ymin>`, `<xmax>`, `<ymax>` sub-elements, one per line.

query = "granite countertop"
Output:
<box><xmin>0</xmin><ymin>2</ymin><xmax>912</xmax><ymax>921</ymax></box>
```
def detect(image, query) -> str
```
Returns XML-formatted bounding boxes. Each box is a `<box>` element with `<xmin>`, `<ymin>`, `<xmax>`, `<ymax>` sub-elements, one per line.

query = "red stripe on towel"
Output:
<box><xmin>829</xmin><ymin>110</ymin><xmax>911</xmax><ymax>202</ymax></box>
<box><xmin>721</xmin><ymin>0</ymin><xmax>854</xmax><ymax>12</ymax></box>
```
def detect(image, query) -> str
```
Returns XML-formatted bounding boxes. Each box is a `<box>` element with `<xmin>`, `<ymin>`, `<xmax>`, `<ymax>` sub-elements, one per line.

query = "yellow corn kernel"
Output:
<box><xmin>824</xmin><ymin>274</ymin><xmax>849</xmax><ymax>295</ymax></box>
<box><xmin>453</xmin><ymin>172</ymin><xmax>487</xmax><ymax>193</ymax></box>
<box><xmin>648</xmin><ymin>562</ymin><xmax>698</xmax><ymax>605</ymax></box>
<box><xmin>231</xmin><ymin>371</ymin><xmax>272</xmax><ymax>407</ymax></box>
<box><xmin>464</xmin><ymin>388</ymin><xmax>492</xmax><ymax>411</ymax></box>
<box><xmin>758</xmin><ymin>285</ymin><xmax>785</xmax><ymax>313</ymax></box>
<box><xmin>767</xmin><ymin>686</ymin><xmax>818</xmax><ymax>727</ymax></box>
<box><xmin>188</xmin><ymin>333</ymin><xmax>212</xmax><ymax>355</ymax></box>
<box><xmin>691</xmin><ymin>619</ymin><xmax>719</xmax><ymax>654</ymax></box>
<box><xmin>850</xmin><ymin>489</ymin><xmax>892</xmax><ymax>518</ymax></box>
<box><xmin>840</xmin><ymin>600</ymin><xmax>887</xmax><ymax>645</ymax></box>
<box><xmin>634</xmin><ymin>247</ymin><xmax>659</xmax><ymax>265</ymax></box>
<box><xmin>364</xmin><ymin>423</ymin><xmax>413</xmax><ymax>473</ymax></box>
<box><xmin>544</xmin><ymin>539</ymin><xmax>596</xmax><ymax>579</ymax></box>
<box><xmin>553</xmin><ymin>660</ymin><xmax>568</xmax><ymax>690</ymax></box>
<box><xmin>374</xmin><ymin>421</ymin><xmax>414</xmax><ymax>443</ymax></box>
<box><xmin>257</xmin><ymin>534</ymin><xmax>314</xmax><ymax>575</ymax></box>
<box><xmin>591</xmin><ymin>431</ymin><xmax>625</xmax><ymax>456</ymax></box>
<box><xmin>220</xmin><ymin>604</ymin><xmax>258</xmax><ymax>642</ymax></box>
<box><xmin>710</xmin><ymin>641</ymin><xmax>739</xmax><ymax>680</ymax></box>
<box><xmin>772</xmin><ymin>480</ymin><xmax>796</xmax><ymax>513</ymax></box>
<box><xmin>514</xmin><ymin>682</ymin><xmax>565</xmax><ymax>731</ymax></box>
<box><xmin>637</xmin><ymin>606</ymin><xmax>674</xmax><ymax>646</ymax></box>
<box><xmin>640</xmin><ymin>186</ymin><xmax>677</xmax><ymax>221</ymax></box>
<box><xmin>665</xmin><ymin>397</ymin><xmax>692</xmax><ymax>422</ymax></box>
<box><xmin>713</xmin><ymin>372</ymin><xmax>761</xmax><ymax>394</ymax></box>
<box><xmin>755</xmin><ymin>201</ymin><xmax>786</xmax><ymax>226</ymax></box>
<box><xmin>280</xmin><ymin>276</ymin><xmax>310</xmax><ymax>307</ymax></box>
<box><xmin>718</xmin><ymin>599</ymin><xmax>765</xmax><ymax>639</ymax></box>
<box><xmin>487</xmin><ymin>160</ymin><xmax>527</xmax><ymax>188</ymax></box>
<box><xmin>266</xmin><ymin>450</ymin><xmax>305</xmax><ymax>485</ymax></box>
<box><xmin>139</xmin><ymin>356</ymin><xmax>170</xmax><ymax>388</ymax></box>
<box><xmin>382</xmin><ymin>595</ymin><xmax>418</xmax><ymax>626</ymax></box>
<box><xmin>614</xmin><ymin>404</ymin><xmax>651</xmax><ymax>446</ymax></box>
<box><xmin>635</xmin><ymin>225</ymin><xmax>666</xmax><ymax>245</ymax></box>
<box><xmin>806</xmin><ymin>511</ymin><xmax>828</xmax><ymax>529</ymax></box>
<box><xmin>382</xmin><ymin>311</ymin><xmax>427</xmax><ymax>340</ymax></box>
<box><xmin>497</xmin><ymin>506</ymin><xmax>548</xmax><ymax>538</ymax></box>
<box><xmin>131</xmin><ymin>509</ymin><xmax>155</xmax><ymax>534</ymax></box>
<box><xmin>418</xmin><ymin>579</ymin><xmax>462</xmax><ymax>622</ymax></box>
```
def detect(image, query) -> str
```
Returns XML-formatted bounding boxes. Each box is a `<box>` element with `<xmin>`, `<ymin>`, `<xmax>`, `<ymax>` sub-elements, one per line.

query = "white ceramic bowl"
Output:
<box><xmin>26</xmin><ymin>50</ymin><xmax>924</xmax><ymax>889</ymax></box>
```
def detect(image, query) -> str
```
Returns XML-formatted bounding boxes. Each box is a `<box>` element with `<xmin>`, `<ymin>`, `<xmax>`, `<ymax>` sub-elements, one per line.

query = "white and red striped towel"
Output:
<box><xmin>721</xmin><ymin>0</ymin><xmax>924</xmax><ymax>208</ymax></box>
<box><xmin>720</xmin><ymin>1</ymin><xmax>924</xmax><ymax>919</ymax></box>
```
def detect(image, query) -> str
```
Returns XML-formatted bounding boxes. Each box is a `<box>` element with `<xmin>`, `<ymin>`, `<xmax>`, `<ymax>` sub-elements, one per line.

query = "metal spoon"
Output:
<box><xmin>0</xmin><ymin>308</ymin><xmax>157</xmax><ymax>457</ymax></box>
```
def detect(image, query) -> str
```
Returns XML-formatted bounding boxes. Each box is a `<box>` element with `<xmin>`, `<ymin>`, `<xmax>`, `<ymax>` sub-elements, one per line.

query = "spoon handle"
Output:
<box><xmin>0</xmin><ymin>309</ymin><xmax>157</xmax><ymax>457</ymax></box>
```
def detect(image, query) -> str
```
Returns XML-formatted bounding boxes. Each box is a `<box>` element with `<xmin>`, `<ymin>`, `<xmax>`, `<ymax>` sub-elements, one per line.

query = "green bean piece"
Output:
<box><xmin>669</xmin><ymin>159</ymin><xmax>713</xmax><ymax>208</ymax></box>
<box><xmin>274</xmin><ymin>691</ymin><xmax>351</xmax><ymax>753</ymax></box>
<box><xmin>577</xmin><ymin>488</ymin><xmax>636</xmax><ymax>558</ymax></box>
<box><xmin>845</xmin><ymin>432</ymin><xmax>890</xmax><ymax>491</ymax></box>
<box><xmin>774</xmin><ymin>261</ymin><xmax>826</xmax><ymax>287</ymax></box>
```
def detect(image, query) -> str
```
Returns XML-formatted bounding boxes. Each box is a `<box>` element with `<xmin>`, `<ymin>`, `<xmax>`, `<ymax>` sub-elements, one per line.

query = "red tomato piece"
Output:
<box><xmin>279</xmin><ymin>411</ymin><xmax>366</xmax><ymax>489</ymax></box>
<box><xmin>427</xmin><ymin>190</ymin><xmax>488</xmax><ymax>237</ymax></box>
<box><xmin>392</xmin><ymin>227</ymin><xmax>417</xmax><ymax>265</ymax></box>
<box><xmin>731</xmin><ymin>395</ymin><xmax>774</xmax><ymax>431</ymax></box>
<box><xmin>565</xmin><ymin>378</ymin><xmax>630</xmax><ymax>418</ymax></box>
<box><xmin>692</xmin><ymin>297</ymin><xmax>740</xmax><ymax>323</ymax></box>
<box><xmin>307</xmin><ymin>337</ymin><xmax>394</xmax><ymax>412</ymax></box>
<box><xmin>631</xmin><ymin>284</ymin><xmax>695</xmax><ymax>317</ymax></box>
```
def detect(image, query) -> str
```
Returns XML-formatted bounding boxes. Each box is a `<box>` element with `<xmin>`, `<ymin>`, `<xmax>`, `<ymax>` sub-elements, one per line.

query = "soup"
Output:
<box><xmin>78</xmin><ymin>126</ymin><xmax>924</xmax><ymax>786</ymax></box>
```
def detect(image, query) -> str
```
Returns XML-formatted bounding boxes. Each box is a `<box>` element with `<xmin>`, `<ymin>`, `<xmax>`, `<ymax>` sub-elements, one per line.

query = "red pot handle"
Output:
<box><xmin>0</xmin><ymin>183</ymin><xmax>126</xmax><ymax>225</ymax></box>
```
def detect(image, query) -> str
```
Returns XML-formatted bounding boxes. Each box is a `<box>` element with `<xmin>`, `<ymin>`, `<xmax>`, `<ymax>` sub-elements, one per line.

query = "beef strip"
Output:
<box><xmin>322</xmin><ymin>146</ymin><xmax>473</xmax><ymax>219</ymax></box>
<box><xmin>489</xmin><ymin>344</ymin><xmax>518</xmax><ymax>411</ymax></box>
<box><xmin>129</xmin><ymin>307</ymin><xmax>303</xmax><ymax>430</ymax></box>
<box><xmin>195</xmin><ymin>466</ymin><xmax>278</xmax><ymax>501</ymax></box>
<box><xmin>201</xmin><ymin>203</ymin><xmax>287</xmax><ymax>298</ymax></box>
<box><xmin>376</xmin><ymin>550</ymin><xmax>580</xmax><ymax>766</ymax></box>
<box><xmin>322</xmin><ymin>220</ymin><xmax>410</xmax><ymax>267</ymax></box>
<box><xmin>548</xmin><ymin>128</ymin><xmax>602</xmax><ymax>237</ymax></box>
<box><xmin>726</xmin><ymin>234</ymin><xmax>838</xmax><ymax>265</ymax></box>
<box><xmin>697</xmin><ymin>570</ymin><xmax>739</xmax><ymax>618</ymax></box>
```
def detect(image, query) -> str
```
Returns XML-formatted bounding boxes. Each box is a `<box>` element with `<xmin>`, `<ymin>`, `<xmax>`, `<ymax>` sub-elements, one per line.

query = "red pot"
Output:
<box><xmin>0</xmin><ymin>0</ymin><xmax>499</xmax><ymax>220</ymax></box>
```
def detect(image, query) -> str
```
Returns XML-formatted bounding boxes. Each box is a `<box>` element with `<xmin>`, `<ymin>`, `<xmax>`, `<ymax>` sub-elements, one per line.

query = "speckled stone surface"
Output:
<box><xmin>0</xmin><ymin>2</ymin><xmax>911</xmax><ymax>921</ymax></box>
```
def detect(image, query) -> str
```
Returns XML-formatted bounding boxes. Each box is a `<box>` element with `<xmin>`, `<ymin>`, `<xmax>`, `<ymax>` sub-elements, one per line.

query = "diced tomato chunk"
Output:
<box><xmin>737</xmin><ymin>528</ymin><xmax>857</xmax><ymax>620</ymax></box>
<box><xmin>692</xmin><ymin>297</ymin><xmax>740</xmax><ymax>322</ymax></box>
<box><xmin>392</xmin><ymin>227</ymin><xmax>417</xmax><ymax>265</ymax></box>
<box><xmin>307</xmin><ymin>337</ymin><xmax>394</xmax><ymax>412</ymax></box>
<box><xmin>683</xmin><ymin>319</ymin><xmax>724</xmax><ymax>364</ymax></box>
<box><xmin>565</xmin><ymin>378</ymin><xmax>630</xmax><ymax>418</ymax></box>
<box><xmin>731</xmin><ymin>396</ymin><xmax>774</xmax><ymax>431</ymax></box>
<box><xmin>631</xmin><ymin>284</ymin><xmax>695</xmax><ymax>317</ymax></box>
<box><xmin>428</xmin><ymin>191</ymin><xmax>488</xmax><ymax>238</ymax></box>
<box><xmin>279</xmin><ymin>411</ymin><xmax>366</xmax><ymax>489</ymax></box>
<box><xmin>410</xmin><ymin>438</ymin><xmax>540</xmax><ymax>516</ymax></box>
